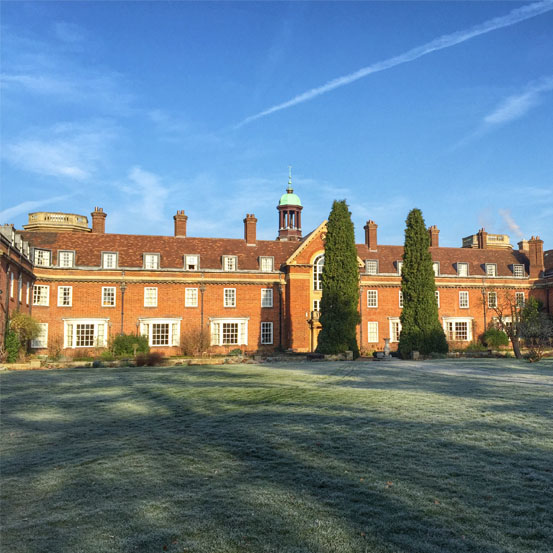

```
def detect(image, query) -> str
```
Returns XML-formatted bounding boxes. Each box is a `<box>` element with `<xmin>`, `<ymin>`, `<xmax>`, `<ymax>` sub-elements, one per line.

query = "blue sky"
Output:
<box><xmin>1</xmin><ymin>1</ymin><xmax>552</xmax><ymax>248</ymax></box>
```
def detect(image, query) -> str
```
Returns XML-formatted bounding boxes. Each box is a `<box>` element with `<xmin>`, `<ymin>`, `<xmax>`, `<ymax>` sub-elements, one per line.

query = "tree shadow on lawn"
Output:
<box><xmin>1</xmin><ymin>367</ymin><xmax>552</xmax><ymax>553</ymax></box>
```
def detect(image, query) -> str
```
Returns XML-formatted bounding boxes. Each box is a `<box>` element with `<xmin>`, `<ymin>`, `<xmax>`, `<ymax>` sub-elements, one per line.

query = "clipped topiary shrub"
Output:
<box><xmin>482</xmin><ymin>328</ymin><xmax>509</xmax><ymax>349</ymax></box>
<box><xmin>5</xmin><ymin>330</ymin><xmax>21</xmax><ymax>363</ymax></box>
<box><xmin>112</xmin><ymin>334</ymin><xmax>149</xmax><ymax>357</ymax></box>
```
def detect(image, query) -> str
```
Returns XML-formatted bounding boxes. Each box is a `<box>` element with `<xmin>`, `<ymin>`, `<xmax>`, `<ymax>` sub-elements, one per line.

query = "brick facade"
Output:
<box><xmin>3</xmin><ymin>187</ymin><xmax>551</xmax><ymax>357</ymax></box>
<box><xmin>0</xmin><ymin>226</ymin><xmax>35</xmax><ymax>349</ymax></box>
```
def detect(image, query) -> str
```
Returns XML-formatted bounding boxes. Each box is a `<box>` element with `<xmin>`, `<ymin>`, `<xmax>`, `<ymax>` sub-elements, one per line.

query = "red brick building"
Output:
<box><xmin>2</xmin><ymin>184</ymin><xmax>551</xmax><ymax>357</ymax></box>
<box><xmin>1</xmin><ymin>225</ymin><xmax>35</xmax><ymax>346</ymax></box>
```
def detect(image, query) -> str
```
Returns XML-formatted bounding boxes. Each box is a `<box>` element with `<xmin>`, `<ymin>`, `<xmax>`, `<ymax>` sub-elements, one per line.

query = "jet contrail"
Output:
<box><xmin>235</xmin><ymin>0</ymin><xmax>553</xmax><ymax>128</ymax></box>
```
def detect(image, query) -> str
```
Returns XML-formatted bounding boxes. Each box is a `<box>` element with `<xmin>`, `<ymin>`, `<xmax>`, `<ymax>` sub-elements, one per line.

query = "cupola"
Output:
<box><xmin>277</xmin><ymin>168</ymin><xmax>303</xmax><ymax>241</ymax></box>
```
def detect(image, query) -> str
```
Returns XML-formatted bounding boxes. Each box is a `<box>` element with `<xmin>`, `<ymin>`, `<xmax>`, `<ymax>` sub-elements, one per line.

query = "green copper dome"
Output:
<box><xmin>279</xmin><ymin>191</ymin><xmax>302</xmax><ymax>207</ymax></box>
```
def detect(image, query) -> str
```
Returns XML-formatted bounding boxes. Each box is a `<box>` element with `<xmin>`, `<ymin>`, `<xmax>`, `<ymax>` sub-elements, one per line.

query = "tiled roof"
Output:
<box><xmin>18</xmin><ymin>230</ymin><xmax>534</xmax><ymax>277</ymax></box>
<box><xmin>356</xmin><ymin>244</ymin><xmax>530</xmax><ymax>277</ymax></box>
<box><xmin>19</xmin><ymin>231</ymin><xmax>300</xmax><ymax>270</ymax></box>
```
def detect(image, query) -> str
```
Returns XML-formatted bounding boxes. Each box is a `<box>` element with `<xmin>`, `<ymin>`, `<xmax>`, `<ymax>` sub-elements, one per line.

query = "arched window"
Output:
<box><xmin>313</xmin><ymin>254</ymin><xmax>324</xmax><ymax>290</ymax></box>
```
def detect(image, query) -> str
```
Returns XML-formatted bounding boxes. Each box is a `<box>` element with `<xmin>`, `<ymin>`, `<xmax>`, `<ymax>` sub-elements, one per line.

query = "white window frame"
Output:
<box><xmin>389</xmin><ymin>318</ymin><xmax>402</xmax><ymax>343</ymax></box>
<box><xmin>25</xmin><ymin>284</ymin><xmax>30</xmax><ymax>305</ymax></box>
<box><xmin>63</xmin><ymin>319</ymin><xmax>109</xmax><ymax>348</ymax></box>
<box><xmin>144</xmin><ymin>287</ymin><xmax>158</xmax><ymax>307</ymax></box>
<box><xmin>261</xmin><ymin>288</ymin><xmax>273</xmax><ymax>308</ymax></box>
<box><xmin>102</xmin><ymin>286</ymin><xmax>116</xmax><ymax>307</ymax></box>
<box><xmin>31</xmin><ymin>323</ymin><xmax>48</xmax><ymax>349</ymax></box>
<box><xmin>223</xmin><ymin>256</ymin><xmax>237</xmax><ymax>271</ymax></box>
<box><xmin>33</xmin><ymin>285</ymin><xmax>50</xmax><ymax>306</ymax></box>
<box><xmin>224</xmin><ymin>288</ymin><xmax>236</xmax><ymax>308</ymax></box>
<box><xmin>18</xmin><ymin>276</ymin><xmax>22</xmax><ymax>303</ymax></box>
<box><xmin>367</xmin><ymin>321</ymin><xmax>378</xmax><ymax>343</ymax></box>
<box><xmin>260</xmin><ymin>322</ymin><xmax>273</xmax><ymax>345</ymax></box>
<box><xmin>102</xmin><ymin>252</ymin><xmax>118</xmax><ymax>269</ymax></box>
<box><xmin>486</xmin><ymin>263</ymin><xmax>497</xmax><ymax>277</ymax></box>
<box><xmin>433</xmin><ymin>262</ymin><xmax>440</xmax><ymax>276</ymax></box>
<box><xmin>57</xmin><ymin>285</ymin><xmax>73</xmax><ymax>307</ymax></box>
<box><xmin>367</xmin><ymin>290</ymin><xmax>378</xmax><ymax>308</ymax></box>
<box><xmin>144</xmin><ymin>253</ymin><xmax>160</xmax><ymax>270</ymax></box>
<box><xmin>313</xmin><ymin>299</ymin><xmax>321</xmax><ymax>312</ymax></box>
<box><xmin>488</xmin><ymin>291</ymin><xmax>497</xmax><ymax>309</ymax></box>
<box><xmin>260</xmin><ymin>256</ymin><xmax>274</xmax><ymax>272</ymax></box>
<box><xmin>184</xmin><ymin>255</ymin><xmax>199</xmax><ymax>271</ymax></box>
<box><xmin>185</xmin><ymin>287</ymin><xmax>198</xmax><ymax>307</ymax></box>
<box><xmin>9</xmin><ymin>273</ymin><xmax>14</xmax><ymax>298</ymax></box>
<box><xmin>313</xmin><ymin>254</ymin><xmax>324</xmax><ymax>291</ymax></box>
<box><xmin>210</xmin><ymin>317</ymin><xmax>249</xmax><ymax>346</ymax></box>
<box><xmin>457</xmin><ymin>262</ymin><xmax>469</xmax><ymax>277</ymax></box>
<box><xmin>34</xmin><ymin>249</ymin><xmax>51</xmax><ymax>267</ymax></box>
<box><xmin>399</xmin><ymin>290</ymin><xmax>404</xmax><ymax>308</ymax></box>
<box><xmin>515</xmin><ymin>292</ymin><xmax>525</xmax><ymax>307</ymax></box>
<box><xmin>443</xmin><ymin>317</ymin><xmax>473</xmax><ymax>342</ymax></box>
<box><xmin>513</xmin><ymin>264</ymin><xmax>524</xmax><ymax>278</ymax></box>
<box><xmin>366</xmin><ymin>260</ymin><xmax>378</xmax><ymax>275</ymax></box>
<box><xmin>139</xmin><ymin>318</ymin><xmax>181</xmax><ymax>347</ymax></box>
<box><xmin>459</xmin><ymin>291</ymin><xmax>469</xmax><ymax>309</ymax></box>
<box><xmin>435</xmin><ymin>290</ymin><xmax>440</xmax><ymax>308</ymax></box>
<box><xmin>58</xmin><ymin>250</ymin><xmax>75</xmax><ymax>268</ymax></box>
<box><xmin>397</xmin><ymin>261</ymin><xmax>403</xmax><ymax>275</ymax></box>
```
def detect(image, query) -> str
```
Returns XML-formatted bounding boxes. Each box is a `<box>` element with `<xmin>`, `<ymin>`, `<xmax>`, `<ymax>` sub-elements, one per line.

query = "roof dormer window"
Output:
<box><xmin>485</xmin><ymin>263</ymin><xmax>497</xmax><ymax>277</ymax></box>
<box><xmin>457</xmin><ymin>262</ymin><xmax>468</xmax><ymax>277</ymax></box>
<box><xmin>144</xmin><ymin>253</ymin><xmax>160</xmax><ymax>270</ymax></box>
<box><xmin>34</xmin><ymin>249</ymin><xmax>51</xmax><ymax>267</ymax></box>
<box><xmin>184</xmin><ymin>255</ymin><xmax>199</xmax><ymax>271</ymax></box>
<box><xmin>223</xmin><ymin>256</ymin><xmax>237</xmax><ymax>271</ymax></box>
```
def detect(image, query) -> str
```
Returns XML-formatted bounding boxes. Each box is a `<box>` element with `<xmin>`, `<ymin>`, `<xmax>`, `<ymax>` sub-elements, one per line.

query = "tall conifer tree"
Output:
<box><xmin>398</xmin><ymin>208</ymin><xmax>448</xmax><ymax>358</ymax></box>
<box><xmin>316</xmin><ymin>200</ymin><xmax>360</xmax><ymax>357</ymax></box>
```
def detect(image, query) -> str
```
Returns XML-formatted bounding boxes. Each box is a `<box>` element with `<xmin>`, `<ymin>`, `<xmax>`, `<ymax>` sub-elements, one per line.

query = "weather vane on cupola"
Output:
<box><xmin>277</xmin><ymin>165</ymin><xmax>303</xmax><ymax>242</ymax></box>
<box><xmin>287</xmin><ymin>165</ymin><xmax>293</xmax><ymax>193</ymax></box>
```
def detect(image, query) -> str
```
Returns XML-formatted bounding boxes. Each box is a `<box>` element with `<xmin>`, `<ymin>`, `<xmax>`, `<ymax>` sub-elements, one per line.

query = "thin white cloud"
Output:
<box><xmin>2</xmin><ymin>121</ymin><xmax>118</xmax><ymax>180</ymax></box>
<box><xmin>120</xmin><ymin>167</ymin><xmax>170</xmax><ymax>225</ymax></box>
<box><xmin>0</xmin><ymin>195</ymin><xmax>74</xmax><ymax>222</ymax></box>
<box><xmin>499</xmin><ymin>209</ymin><xmax>524</xmax><ymax>239</ymax></box>
<box><xmin>484</xmin><ymin>75</ymin><xmax>553</xmax><ymax>126</ymax></box>
<box><xmin>235</xmin><ymin>0</ymin><xmax>553</xmax><ymax>128</ymax></box>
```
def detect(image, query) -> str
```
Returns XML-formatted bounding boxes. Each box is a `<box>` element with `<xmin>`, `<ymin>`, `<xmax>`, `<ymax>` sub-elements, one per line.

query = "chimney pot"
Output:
<box><xmin>364</xmin><ymin>220</ymin><xmax>378</xmax><ymax>251</ymax></box>
<box><xmin>91</xmin><ymin>207</ymin><xmax>107</xmax><ymax>233</ymax></box>
<box><xmin>244</xmin><ymin>213</ymin><xmax>257</xmax><ymax>245</ymax></box>
<box><xmin>174</xmin><ymin>210</ymin><xmax>188</xmax><ymax>237</ymax></box>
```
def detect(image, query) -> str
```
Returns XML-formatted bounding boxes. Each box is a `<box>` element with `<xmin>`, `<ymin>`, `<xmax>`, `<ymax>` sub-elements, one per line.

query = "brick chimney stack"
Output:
<box><xmin>528</xmin><ymin>236</ymin><xmax>544</xmax><ymax>278</ymax></box>
<box><xmin>174</xmin><ymin>210</ymin><xmax>188</xmax><ymax>237</ymax></box>
<box><xmin>477</xmin><ymin>228</ymin><xmax>488</xmax><ymax>249</ymax></box>
<box><xmin>364</xmin><ymin>220</ymin><xmax>378</xmax><ymax>251</ymax></box>
<box><xmin>244</xmin><ymin>214</ymin><xmax>257</xmax><ymax>245</ymax></box>
<box><xmin>428</xmin><ymin>225</ymin><xmax>440</xmax><ymax>247</ymax></box>
<box><xmin>91</xmin><ymin>207</ymin><xmax>107</xmax><ymax>234</ymax></box>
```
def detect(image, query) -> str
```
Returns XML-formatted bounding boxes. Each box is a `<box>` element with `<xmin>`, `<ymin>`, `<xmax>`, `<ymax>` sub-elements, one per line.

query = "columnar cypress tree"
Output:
<box><xmin>398</xmin><ymin>208</ymin><xmax>448</xmax><ymax>358</ymax></box>
<box><xmin>316</xmin><ymin>200</ymin><xmax>360</xmax><ymax>357</ymax></box>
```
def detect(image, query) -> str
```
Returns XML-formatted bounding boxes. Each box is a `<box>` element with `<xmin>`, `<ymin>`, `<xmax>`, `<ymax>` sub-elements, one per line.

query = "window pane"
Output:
<box><xmin>260</xmin><ymin>257</ymin><xmax>273</xmax><ymax>272</ymax></box>
<box><xmin>313</xmin><ymin>255</ymin><xmax>324</xmax><ymax>290</ymax></box>
<box><xmin>261</xmin><ymin>322</ymin><xmax>273</xmax><ymax>344</ymax></box>
<box><xmin>366</xmin><ymin>260</ymin><xmax>377</xmax><ymax>275</ymax></box>
<box><xmin>367</xmin><ymin>322</ymin><xmax>378</xmax><ymax>343</ymax></box>
<box><xmin>152</xmin><ymin>323</ymin><xmax>169</xmax><ymax>346</ymax></box>
<box><xmin>367</xmin><ymin>290</ymin><xmax>377</xmax><ymax>307</ymax></box>
<box><xmin>261</xmin><ymin>289</ymin><xmax>273</xmax><ymax>307</ymax></box>
<box><xmin>102</xmin><ymin>287</ymin><xmax>115</xmax><ymax>306</ymax></box>
<box><xmin>224</xmin><ymin>289</ymin><xmax>236</xmax><ymax>307</ymax></box>
<box><xmin>76</xmin><ymin>324</ymin><xmax>95</xmax><ymax>347</ymax></box>
<box><xmin>185</xmin><ymin>288</ymin><xmax>198</xmax><ymax>307</ymax></box>
<box><xmin>222</xmin><ymin>323</ymin><xmax>239</xmax><ymax>344</ymax></box>
<box><xmin>457</xmin><ymin>263</ymin><xmax>468</xmax><ymax>276</ymax></box>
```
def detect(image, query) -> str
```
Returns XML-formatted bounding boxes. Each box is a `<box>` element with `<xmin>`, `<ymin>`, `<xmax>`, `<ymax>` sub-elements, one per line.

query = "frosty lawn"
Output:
<box><xmin>1</xmin><ymin>359</ymin><xmax>552</xmax><ymax>553</ymax></box>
